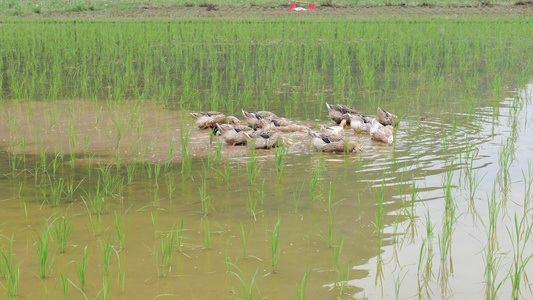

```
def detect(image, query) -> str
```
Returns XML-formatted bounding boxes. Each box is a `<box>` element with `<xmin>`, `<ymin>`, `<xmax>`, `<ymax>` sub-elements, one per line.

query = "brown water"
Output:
<box><xmin>0</xmin><ymin>82</ymin><xmax>532</xmax><ymax>299</ymax></box>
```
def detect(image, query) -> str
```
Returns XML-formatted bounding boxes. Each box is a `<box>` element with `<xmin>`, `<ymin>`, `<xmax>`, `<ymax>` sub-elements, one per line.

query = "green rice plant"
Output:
<box><xmin>165</xmin><ymin>137</ymin><xmax>175</xmax><ymax>168</ymax></box>
<box><xmin>201</xmin><ymin>156</ymin><xmax>214</xmax><ymax>179</ymax></box>
<box><xmin>328</xmin><ymin>182</ymin><xmax>336</xmax><ymax>248</ymax></box>
<box><xmin>507</xmin><ymin>210</ymin><xmax>533</xmax><ymax>300</ymax></box>
<box><xmin>98</xmin><ymin>165</ymin><xmax>123</xmax><ymax>198</ymax></box>
<box><xmin>114</xmin><ymin>212</ymin><xmax>127</xmax><ymax>250</ymax></box>
<box><xmin>115</xmin><ymin>249</ymin><xmax>125</xmax><ymax>293</ymax></box>
<box><xmin>271</xmin><ymin>214</ymin><xmax>281</xmax><ymax>273</ymax></box>
<box><xmin>176</xmin><ymin>220</ymin><xmax>185</xmax><ymax>253</ymax></box>
<box><xmin>158</xmin><ymin>230</ymin><xmax>175</xmax><ymax>277</ymax></box>
<box><xmin>246</xmin><ymin>144</ymin><xmax>260</xmax><ymax>186</ymax></box>
<box><xmin>309</xmin><ymin>166</ymin><xmax>319</xmax><ymax>201</ymax></box>
<box><xmin>297</xmin><ymin>267</ymin><xmax>309</xmax><ymax>300</ymax></box>
<box><xmin>293</xmin><ymin>181</ymin><xmax>305</xmax><ymax>213</ymax></box>
<box><xmin>60</xmin><ymin>268</ymin><xmax>69</xmax><ymax>300</ymax></box>
<box><xmin>180</xmin><ymin>124</ymin><xmax>192</xmax><ymax>177</ymax></box>
<box><xmin>54</xmin><ymin>215</ymin><xmax>73</xmax><ymax>253</ymax></box>
<box><xmin>81</xmin><ymin>184</ymin><xmax>105</xmax><ymax>235</ymax></box>
<box><xmin>199</xmin><ymin>176</ymin><xmax>210</xmax><ymax>216</ymax></box>
<box><xmin>443</xmin><ymin>161</ymin><xmax>455</xmax><ymax>213</ymax></box>
<box><xmin>228</xmin><ymin>263</ymin><xmax>261</xmax><ymax>300</ymax></box>
<box><xmin>32</xmin><ymin>221</ymin><xmax>54</xmax><ymax>278</ymax></box>
<box><xmin>274</xmin><ymin>144</ymin><xmax>288</xmax><ymax>178</ymax></box>
<box><xmin>166</xmin><ymin>173</ymin><xmax>176</xmax><ymax>199</ymax></box>
<box><xmin>222</xmin><ymin>157</ymin><xmax>232</xmax><ymax>191</ymax></box>
<box><xmin>65</xmin><ymin>177</ymin><xmax>83</xmax><ymax>202</ymax></box>
<box><xmin>77</xmin><ymin>246</ymin><xmax>88</xmax><ymax>292</ymax></box>
<box><xmin>214</xmin><ymin>137</ymin><xmax>223</xmax><ymax>164</ymax></box>
<box><xmin>101</xmin><ymin>234</ymin><xmax>114</xmax><ymax>300</ymax></box>
<box><xmin>484</xmin><ymin>186</ymin><xmax>504</xmax><ymax>300</ymax></box>
<box><xmin>203</xmin><ymin>217</ymin><xmax>212</xmax><ymax>249</ymax></box>
<box><xmin>0</xmin><ymin>233</ymin><xmax>19</xmax><ymax>298</ymax></box>
<box><xmin>259</xmin><ymin>179</ymin><xmax>266</xmax><ymax>205</ymax></box>
<box><xmin>239</xmin><ymin>220</ymin><xmax>252</xmax><ymax>259</ymax></box>
<box><xmin>521</xmin><ymin>160</ymin><xmax>533</xmax><ymax>215</ymax></box>
<box><xmin>225</xmin><ymin>236</ymin><xmax>231</xmax><ymax>273</ymax></box>
<box><xmin>48</xmin><ymin>177</ymin><xmax>65</xmax><ymax>207</ymax></box>
<box><xmin>153</xmin><ymin>163</ymin><xmax>162</xmax><ymax>189</ymax></box>
<box><xmin>125</xmin><ymin>162</ymin><xmax>136</xmax><ymax>185</ymax></box>
<box><xmin>246</xmin><ymin>187</ymin><xmax>257</xmax><ymax>220</ymax></box>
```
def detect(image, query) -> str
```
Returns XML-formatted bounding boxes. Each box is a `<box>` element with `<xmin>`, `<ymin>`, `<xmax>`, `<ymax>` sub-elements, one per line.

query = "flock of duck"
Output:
<box><xmin>189</xmin><ymin>103</ymin><xmax>398</xmax><ymax>153</ymax></box>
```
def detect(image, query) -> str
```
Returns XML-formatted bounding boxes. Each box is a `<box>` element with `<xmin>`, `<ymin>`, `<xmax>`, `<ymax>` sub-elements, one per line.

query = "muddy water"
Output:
<box><xmin>0</xmin><ymin>83</ymin><xmax>532</xmax><ymax>299</ymax></box>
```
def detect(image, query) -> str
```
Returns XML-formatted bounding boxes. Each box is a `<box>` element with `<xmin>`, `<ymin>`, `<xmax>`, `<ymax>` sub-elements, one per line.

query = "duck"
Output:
<box><xmin>319</xmin><ymin>119</ymin><xmax>347</xmax><ymax>140</ymax></box>
<box><xmin>216</xmin><ymin>124</ymin><xmax>252</xmax><ymax>146</ymax></box>
<box><xmin>267</xmin><ymin>119</ymin><xmax>309</xmax><ymax>133</ymax></box>
<box><xmin>370</xmin><ymin>119</ymin><xmax>394</xmax><ymax>145</ymax></box>
<box><xmin>349</xmin><ymin>114</ymin><xmax>372</xmax><ymax>134</ymax></box>
<box><xmin>307</xmin><ymin>129</ymin><xmax>361</xmax><ymax>153</ymax></box>
<box><xmin>377</xmin><ymin>108</ymin><xmax>399</xmax><ymax>126</ymax></box>
<box><xmin>241</xmin><ymin>109</ymin><xmax>268</xmax><ymax>129</ymax></box>
<box><xmin>250</xmin><ymin>131</ymin><xmax>285</xmax><ymax>149</ymax></box>
<box><xmin>326</xmin><ymin>103</ymin><xmax>361</xmax><ymax>125</ymax></box>
<box><xmin>190</xmin><ymin>112</ymin><xmax>241</xmax><ymax>129</ymax></box>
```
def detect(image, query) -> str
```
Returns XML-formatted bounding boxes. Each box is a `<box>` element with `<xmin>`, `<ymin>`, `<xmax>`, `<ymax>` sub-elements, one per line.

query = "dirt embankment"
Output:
<box><xmin>25</xmin><ymin>3</ymin><xmax>533</xmax><ymax>20</ymax></box>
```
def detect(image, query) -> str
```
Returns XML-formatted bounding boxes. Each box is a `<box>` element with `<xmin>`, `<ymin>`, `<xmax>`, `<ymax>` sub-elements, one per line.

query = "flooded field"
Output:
<box><xmin>1</xmin><ymin>18</ymin><xmax>533</xmax><ymax>299</ymax></box>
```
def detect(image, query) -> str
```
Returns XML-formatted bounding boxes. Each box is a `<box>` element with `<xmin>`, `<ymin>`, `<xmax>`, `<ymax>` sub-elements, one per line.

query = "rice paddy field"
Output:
<box><xmin>1</xmin><ymin>10</ymin><xmax>533</xmax><ymax>300</ymax></box>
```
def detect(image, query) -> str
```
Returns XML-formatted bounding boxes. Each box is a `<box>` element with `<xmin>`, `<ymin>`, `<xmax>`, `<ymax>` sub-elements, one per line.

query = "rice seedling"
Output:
<box><xmin>328</xmin><ymin>181</ymin><xmax>336</xmax><ymax>248</ymax></box>
<box><xmin>60</xmin><ymin>268</ymin><xmax>69</xmax><ymax>300</ymax></box>
<box><xmin>180</xmin><ymin>124</ymin><xmax>192</xmax><ymax>178</ymax></box>
<box><xmin>293</xmin><ymin>181</ymin><xmax>304</xmax><ymax>213</ymax></box>
<box><xmin>274</xmin><ymin>143</ymin><xmax>288</xmax><ymax>178</ymax></box>
<box><xmin>81</xmin><ymin>184</ymin><xmax>105</xmax><ymax>235</ymax></box>
<box><xmin>271</xmin><ymin>214</ymin><xmax>281</xmax><ymax>273</ymax></box>
<box><xmin>125</xmin><ymin>162</ymin><xmax>136</xmax><ymax>185</ymax></box>
<box><xmin>165</xmin><ymin>173</ymin><xmax>176</xmax><ymax>199</ymax></box>
<box><xmin>246</xmin><ymin>145</ymin><xmax>260</xmax><ymax>186</ymax></box>
<box><xmin>176</xmin><ymin>220</ymin><xmax>185</xmax><ymax>253</ymax></box>
<box><xmin>54</xmin><ymin>215</ymin><xmax>73</xmax><ymax>253</ymax></box>
<box><xmin>309</xmin><ymin>165</ymin><xmax>319</xmax><ymax>201</ymax></box>
<box><xmin>77</xmin><ymin>246</ymin><xmax>88</xmax><ymax>292</ymax></box>
<box><xmin>115</xmin><ymin>249</ymin><xmax>125</xmax><ymax>293</ymax></box>
<box><xmin>507</xmin><ymin>210</ymin><xmax>533</xmax><ymax>300</ymax></box>
<box><xmin>203</xmin><ymin>217</ymin><xmax>211</xmax><ymax>249</ymax></box>
<box><xmin>48</xmin><ymin>176</ymin><xmax>65</xmax><ymax>207</ymax></box>
<box><xmin>114</xmin><ymin>212</ymin><xmax>127</xmax><ymax>250</ymax></box>
<box><xmin>228</xmin><ymin>263</ymin><xmax>261</xmax><ymax>299</ymax></box>
<box><xmin>158</xmin><ymin>230</ymin><xmax>175</xmax><ymax>277</ymax></box>
<box><xmin>297</xmin><ymin>267</ymin><xmax>309</xmax><ymax>300</ymax></box>
<box><xmin>0</xmin><ymin>233</ymin><xmax>19</xmax><ymax>298</ymax></box>
<box><xmin>199</xmin><ymin>176</ymin><xmax>210</xmax><ymax>216</ymax></box>
<box><xmin>484</xmin><ymin>185</ymin><xmax>504</xmax><ymax>299</ymax></box>
<box><xmin>239</xmin><ymin>220</ymin><xmax>252</xmax><ymax>259</ymax></box>
<box><xmin>33</xmin><ymin>221</ymin><xmax>54</xmax><ymax>278</ymax></box>
<box><xmin>222</xmin><ymin>157</ymin><xmax>233</xmax><ymax>191</ymax></box>
<box><xmin>101</xmin><ymin>234</ymin><xmax>114</xmax><ymax>300</ymax></box>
